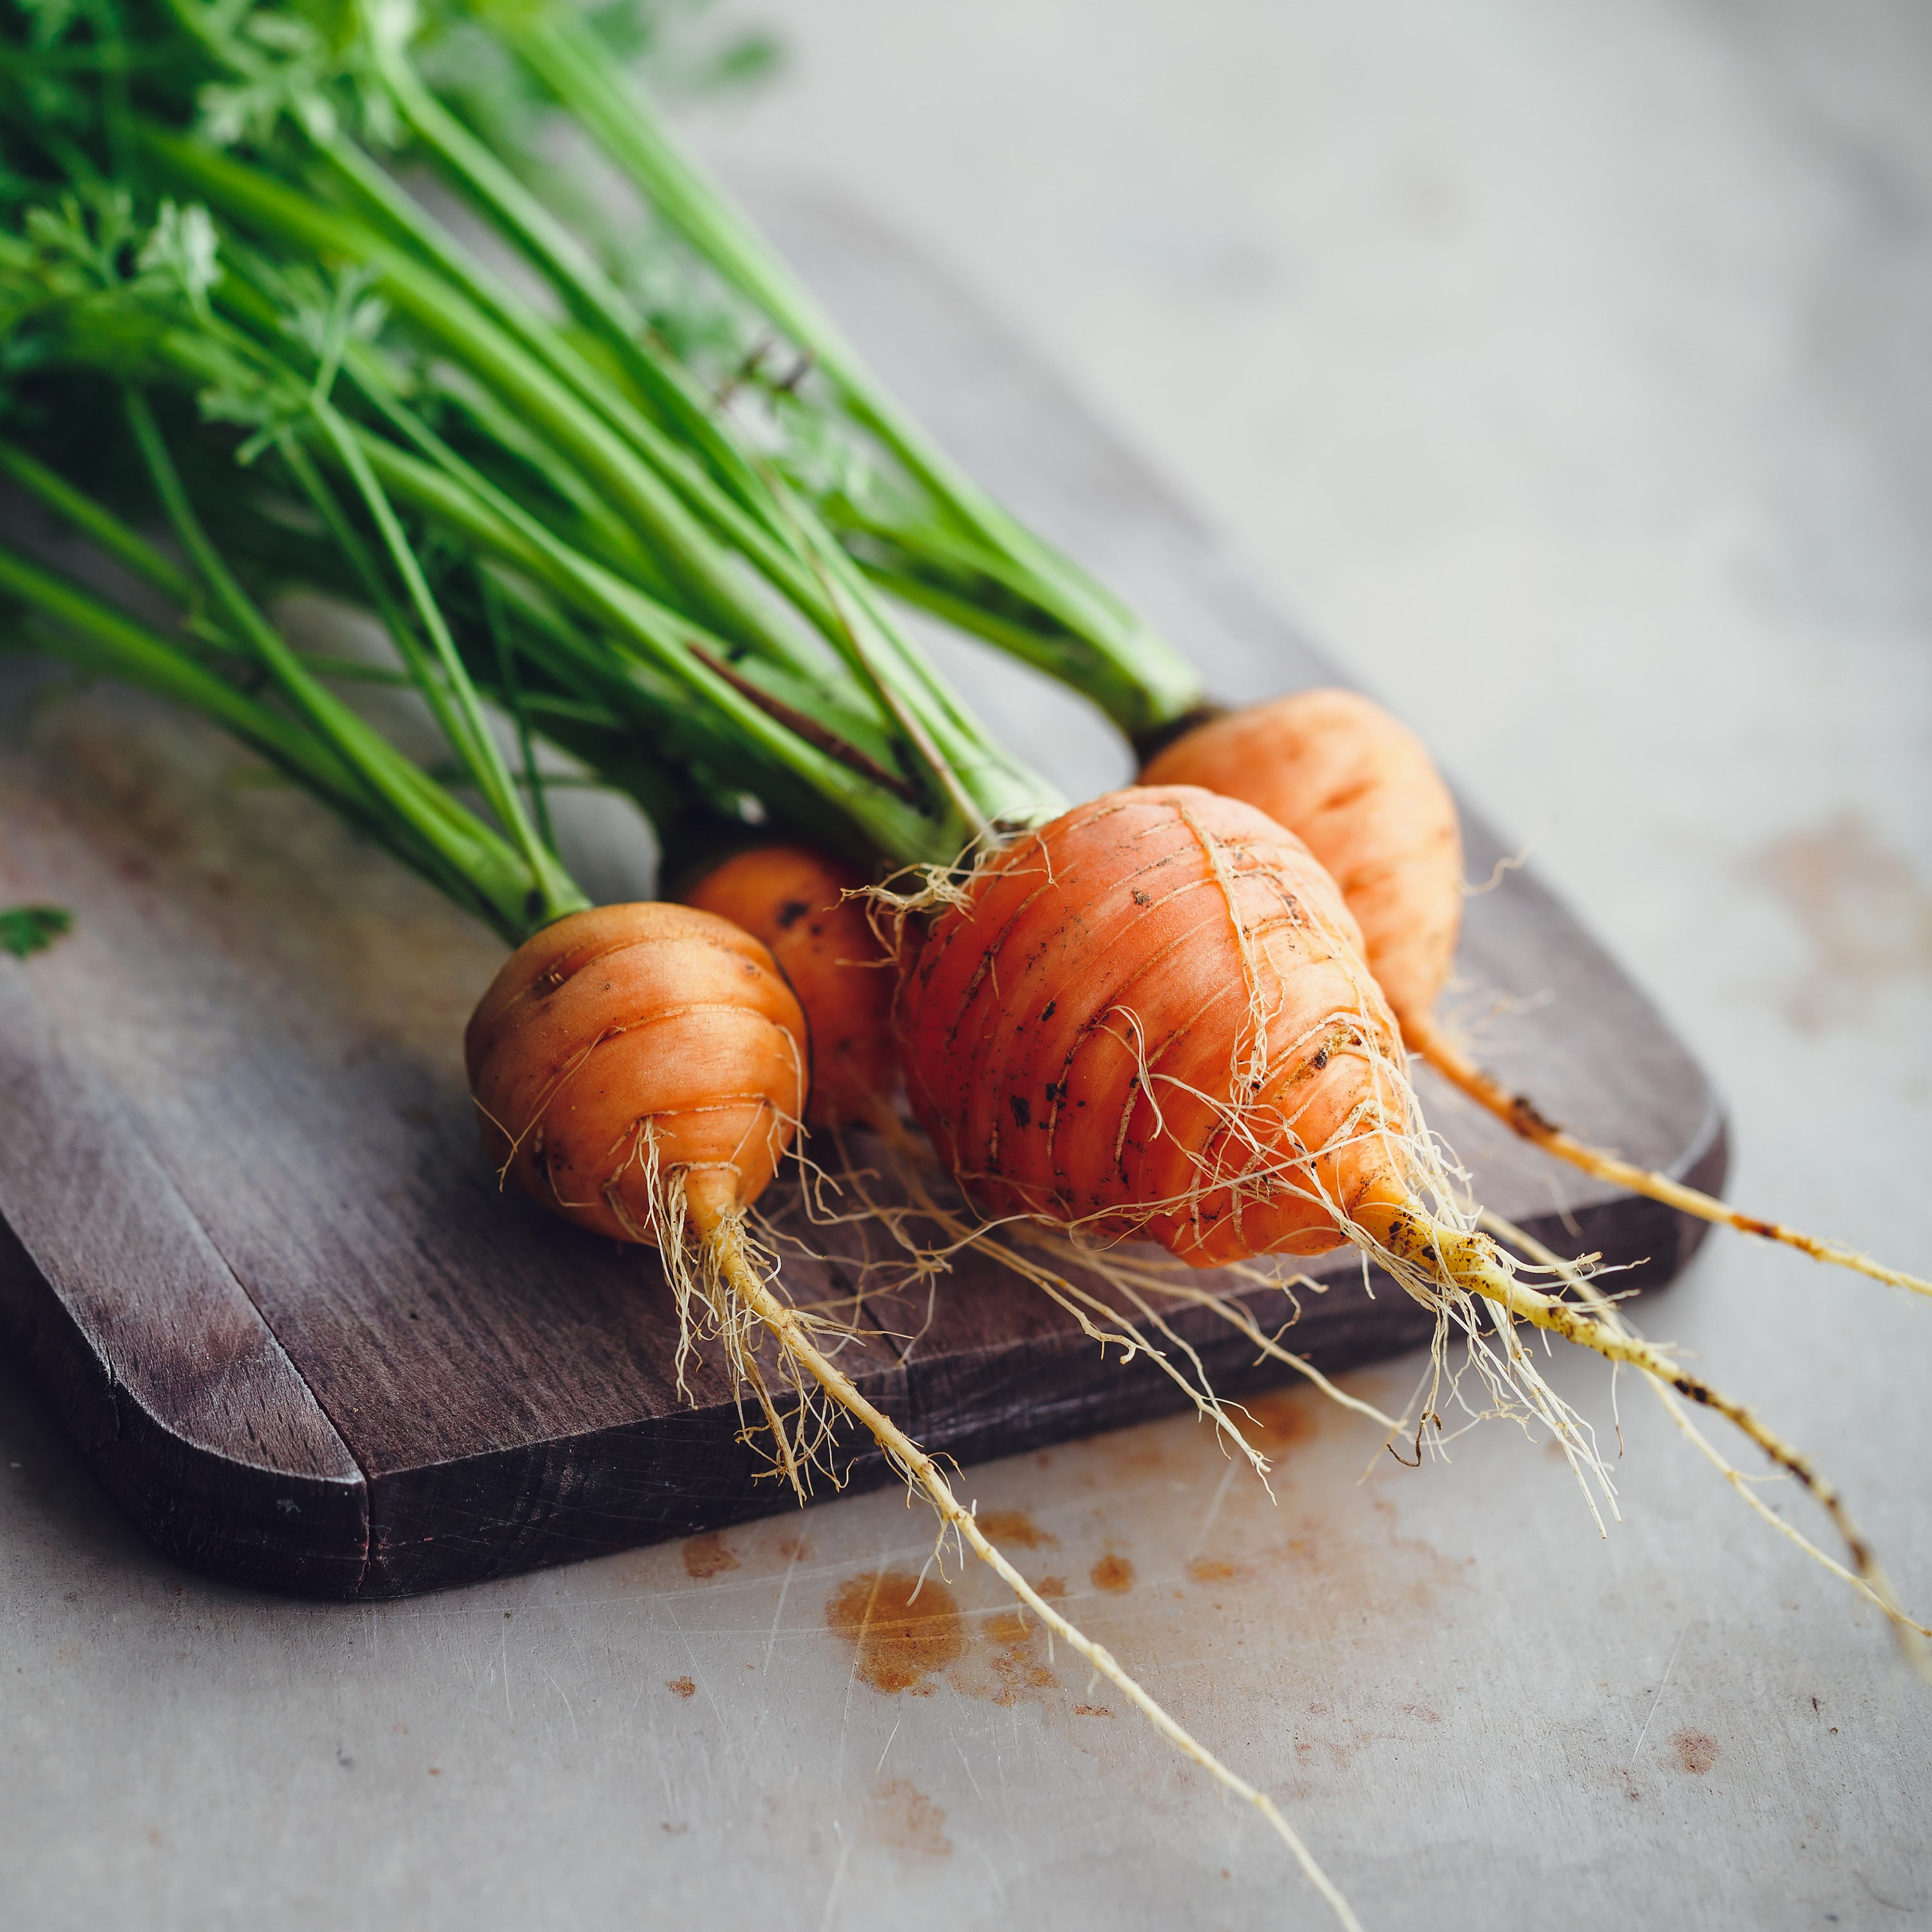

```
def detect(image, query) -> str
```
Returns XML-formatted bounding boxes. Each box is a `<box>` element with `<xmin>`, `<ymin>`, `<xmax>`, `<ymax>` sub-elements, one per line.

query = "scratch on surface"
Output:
<box><xmin>875</xmin><ymin>1717</ymin><xmax>902</xmax><ymax>1775</ymax></box>
<box><xmin>818</xmin><ymin>1823</ymin><xmax>852</xmax><ymax>1932</ymax></box>
<box><xmin>764</xmin><ymin>1535</ymin><xmax>804</xmax><ymax>1675</ymax></box>
<box><xmin>1627</xmin><ymin>1621</ymin><xmax>1694</xmax><ymax>1775</ymax></box>
<box><xmin>1188</xmin><ymin>1456</ymin><xmax>1242</xmax><ymax>1561</ymax></box>
<box><xmin>545</xmin><ymin>1669</ymin><xmax>579</xmax><ymax>1742</ymax></box>
<box><xmin>665</xmin><ymin>1601</ymin><xmax>730</xmax><ymax>1795</ymax></box>
<box><xmin>833</xmin><ymin>1563</ymin><xmax>886</xmax><ymax>1786</ymax></box>
<box><xmin>969</xmin><ymin>1838</ymin><xmax>1012</xmax><ymax>1908</ymax></box>
<box><xmin>500</xmin><ymin>1620</ymin><xmax>513</xmax><ymax>1724</ymax></box>
<box><xmin>952</xmin><ymin>1735</ymin><xmax>985</xmax><ymax>1801</ymax></box>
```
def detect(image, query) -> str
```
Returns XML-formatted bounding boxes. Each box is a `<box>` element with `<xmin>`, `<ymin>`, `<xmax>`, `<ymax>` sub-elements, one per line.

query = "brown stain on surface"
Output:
<box><xmin>1090</xmin><ymin>1552</ymin><xmax>1135</xmax><ymax>1595</ymax></box>
<box><xmin>682</xmin><ymin>1532</ymin><xmax>739</xmax><ymax>1581</ymax></box>
<box><xmin>826</xmin><ymin>1572</ymin><xmax>968</xmax><ymax>1695</ymax></box>
<box><xmin>970</xmin><ymin>1609</ymin><xmax>1059</xmax><ymax>1706</ymax></box>
<box><xmin>1747</xmin><ymin>809</ymin><xmax>1932</xmax><ymax>1030</ymax></box>
<box><xmin>1188</xmin><ymin>1557</ymin><xmax>1255</xmax><ymax>1586</ymax></box>
<box><xmin>976</xmin><ymin>1508</ymin><xmax>1057</xmax><ymax>1549</ymax></box>
<box><xmin>1245</xmin><ymin>1387</ymin><xmax>1319</xmax><ymax>1450</ymax></box>
<box><xmin>1671</xmin><ymin>1728</ymin><xmax>1719</xmax><ymax>1775</ymax></box>
<box><xmin>1334</xmin><ymin>1494</ymin><xmax>1474</xmax><ymax>1613</ymax></box>
<box><xmin>665</xmin><ymin>1676</ymin><xmax>696</xmax><ymax>1700</ymax></box>
<box><xmin>868</xmin><ymin>1777</ymin><xmax>952</xmax><ymax>1862</ymax></box>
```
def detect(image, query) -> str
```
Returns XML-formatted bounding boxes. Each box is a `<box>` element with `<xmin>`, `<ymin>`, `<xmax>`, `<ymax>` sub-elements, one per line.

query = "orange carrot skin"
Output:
<box><xmin>1142</xmin><ymin>690</ymin><xmax>1461</xmax><ymax>1036</ymax></box>
<box><xmin>900</xmin><ymin>786</ymin><xmax>1407</xmax><ymax>1267</ymax></box>
<box><xmin>466</xmin><ymin>903</ymin><xmax>806</xmax><ymax>1245</ymax></box>
<box><xmin>681</xmin><ymin>846</ymin><xmax>896</xmax><ymax>1126</ymax></box>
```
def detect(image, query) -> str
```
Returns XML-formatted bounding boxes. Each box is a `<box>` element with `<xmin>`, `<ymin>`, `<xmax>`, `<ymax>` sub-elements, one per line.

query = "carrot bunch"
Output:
<box><xmin>0</xmin><ymin>59</ymin><xmax>1368</xmax><ymax>1911</ymax></box>
<box><xmin>8</xmin><ymin>8</ymin><xmax>1926</xmax><ymax>1923</ymax></box>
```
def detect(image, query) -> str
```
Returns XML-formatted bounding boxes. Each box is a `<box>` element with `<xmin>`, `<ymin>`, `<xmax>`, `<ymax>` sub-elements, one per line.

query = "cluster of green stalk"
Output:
<box><xmin>0</xmin><ymin>0</ymin><xmax>1205</xmax><ymax>945</ymax></box>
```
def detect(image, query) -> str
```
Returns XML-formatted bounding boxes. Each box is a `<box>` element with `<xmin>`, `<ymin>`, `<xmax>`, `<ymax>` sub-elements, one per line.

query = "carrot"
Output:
<box><xmin>15</xmin><ymin>86</ymin><xmax>1907</xmax><ymax>1916</ymax></box>
<box><xmin>902</xmin><ymin>786</ymin><xmax>1398</xmax><ymax>1266</ymax></box>
<box><xmin>898</xmin><ymin>784</ymin><xmax>1928</xmax><ymax>1660</ymax></box>
<box><xmin>466</xmin><ymin>899</ymin><xmax>842</xmax><ymax>1492</ymax></box>
<box><xmin>1143</xmin><ymin>690</ymin><xmax>1932</xmax><ymax>1300</ymax></box>
<box><xmin>465</xmin><ymin>902</ymin><xmax>808</xmax><ymax>1244</ymax></box>
<box><xmin>679</xmin><ymin>846</ymin><xmax>897</xmax><ymax>1127</ymax></box>
<box><xmin>1139</xmin><ymin>688</ymin><xmax>1461</xmax><ymax>1037</ymax></box>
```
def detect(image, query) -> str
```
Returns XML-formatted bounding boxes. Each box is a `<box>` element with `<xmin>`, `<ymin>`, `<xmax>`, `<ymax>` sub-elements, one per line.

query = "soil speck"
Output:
<box><xmin>1671</xmin><ymin>1729</ymin><xmax>1719</xmax><ymax>1775</ymax></box>
<box><xmin>666</xmin><ymin>1676</ymin><xmax>696</xmax><ymax>1700</ymax></box>
<box><xmin>682</xmin><ymin>1532</ymin><xmax>739</xmax><ymax>1581</ymax></box>
<box><xmin>1090</xmin><ymin>1552</ymin><xmax>1135</xmax><ymax>1594</ymax></box>
<box><xmin>826</xmin><ymin>1572</ymin><xmax>967</xmax><ymax>1694</ymax></box>
<box><xmin>977</xmin><ymin>1609</ymin><xmax>1057</xmax><ymax>1704</ymax></box>
<box><xmin>869</xmin><ymin>1777</ymin><xmax>952</xmax><ymax>1861</ymax></box>
<box><xmin>1245</xmin><ymin>1388</ymin><xmax>1318</xmax><ymax>1450</ymax></box>
<box><xmin>1187</xmin><ymin>1557</ymin><xmax>1254</xmax><ymax>1586</ymax></box>
<box><xmin>1747</xmin><ymin>810</ymin><xmax>1932</xmax><ymax>1030</ymax></box>
<box><xmin>976</xmin><ymin>1508</ymin><xmax>1056</xmax><ymax>1549</ymax></box>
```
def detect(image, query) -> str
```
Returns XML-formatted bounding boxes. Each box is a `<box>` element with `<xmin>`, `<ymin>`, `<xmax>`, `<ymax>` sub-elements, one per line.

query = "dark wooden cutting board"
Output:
<box><xmin>0</xmin><ymin>199</ymin><xmax>1724</xmax><ymax>1601</ymax></box>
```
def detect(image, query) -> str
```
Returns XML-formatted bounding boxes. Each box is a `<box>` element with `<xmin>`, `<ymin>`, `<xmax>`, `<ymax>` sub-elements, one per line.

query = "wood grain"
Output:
<box><xmin>0</xmin><ymin>205</ymin><xmax>1723</xmax><ymax>1599</ymax></box>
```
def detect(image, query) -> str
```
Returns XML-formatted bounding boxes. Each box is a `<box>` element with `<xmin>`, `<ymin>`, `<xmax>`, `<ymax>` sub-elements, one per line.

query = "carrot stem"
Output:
<box><xmin>119</xmin><ymin>389</ymin><xmax>586</xmax><ymax>940</ymax></box>
<box><xmin>0</xmin><ymin>438</ymin><xmax>196</xmax><ymax>606</ymax></box>
<box><xmin>499</xmin><ymin>7</ymin><xmax>1206</xmax><ymax>741</ymax></box>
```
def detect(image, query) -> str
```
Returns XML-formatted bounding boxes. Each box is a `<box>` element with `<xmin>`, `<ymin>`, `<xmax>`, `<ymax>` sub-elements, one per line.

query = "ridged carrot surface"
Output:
<box><xmin>1142</xmin><ymin>688</ymin><xmax>1461</xmax><ymax>1035</ymax></box>
<box><xmin>900</xmin><ymin>786</ymin><xmax>1408</xmax><ymax>1267</ymax></box>
<box><xmin>466</xmin><ymin>902</ymin><xmax>806</xmax><ymax>1244</ymax></box>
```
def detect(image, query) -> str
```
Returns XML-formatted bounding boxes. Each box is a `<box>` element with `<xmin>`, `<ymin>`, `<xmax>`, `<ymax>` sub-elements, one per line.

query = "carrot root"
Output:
<box><xmin>1408</xmin><ymin>1013</ymin><xmax>1932</xmax><ymax>1303</ymax></box>
<box><xmin>1481</xmin><ymin>1209</ymin><xmax>1932</xmax><ymax>1658</ymax></box>
<box><xmin>875</xmin><ymin>1115</ymin><xmax>1406</xmax><ymax>1439</ymax></box>
<box><xmin>683</xmin><ymin>1183</ymin><xmax>1365</xmax><ymax>1932</ymax></box>
<box><xmin>832</xmin><ymin>1107</ymin><xmax>1294</xmax><ymax>1482</ymax></box>
<box><xmin>1370</xmin><ymin>1198</ymin><xmax>1931</xmax><ymax>1667</ymax></box>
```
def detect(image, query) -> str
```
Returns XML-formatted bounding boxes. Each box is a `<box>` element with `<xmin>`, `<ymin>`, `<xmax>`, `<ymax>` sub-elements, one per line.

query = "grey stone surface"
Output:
<box><xmin>5</xmin><ymin>3</ymin><xmax>1931</xmax><ymax>1927</ymax></box>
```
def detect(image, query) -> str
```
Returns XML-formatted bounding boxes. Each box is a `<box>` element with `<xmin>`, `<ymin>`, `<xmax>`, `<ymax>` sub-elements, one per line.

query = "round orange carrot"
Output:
<box><xmin>681</xmin><ymin>846</ymin><xmax>897</xmax><ymax>1127</ymax></box>
<box><xmin>466</xmin><ymin>902</ymin><xmax>806</xmax><ymax>1245</ymax></box>
<box><xmin>901</xmin><ymin>785</ymin><xmax>1406</xmax><ymax>1267</ymax></box>
<box><xmin>1141</xmin><ymin>688</ymin><xmax>1461</xmax><ymax>1037</ymax></box>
